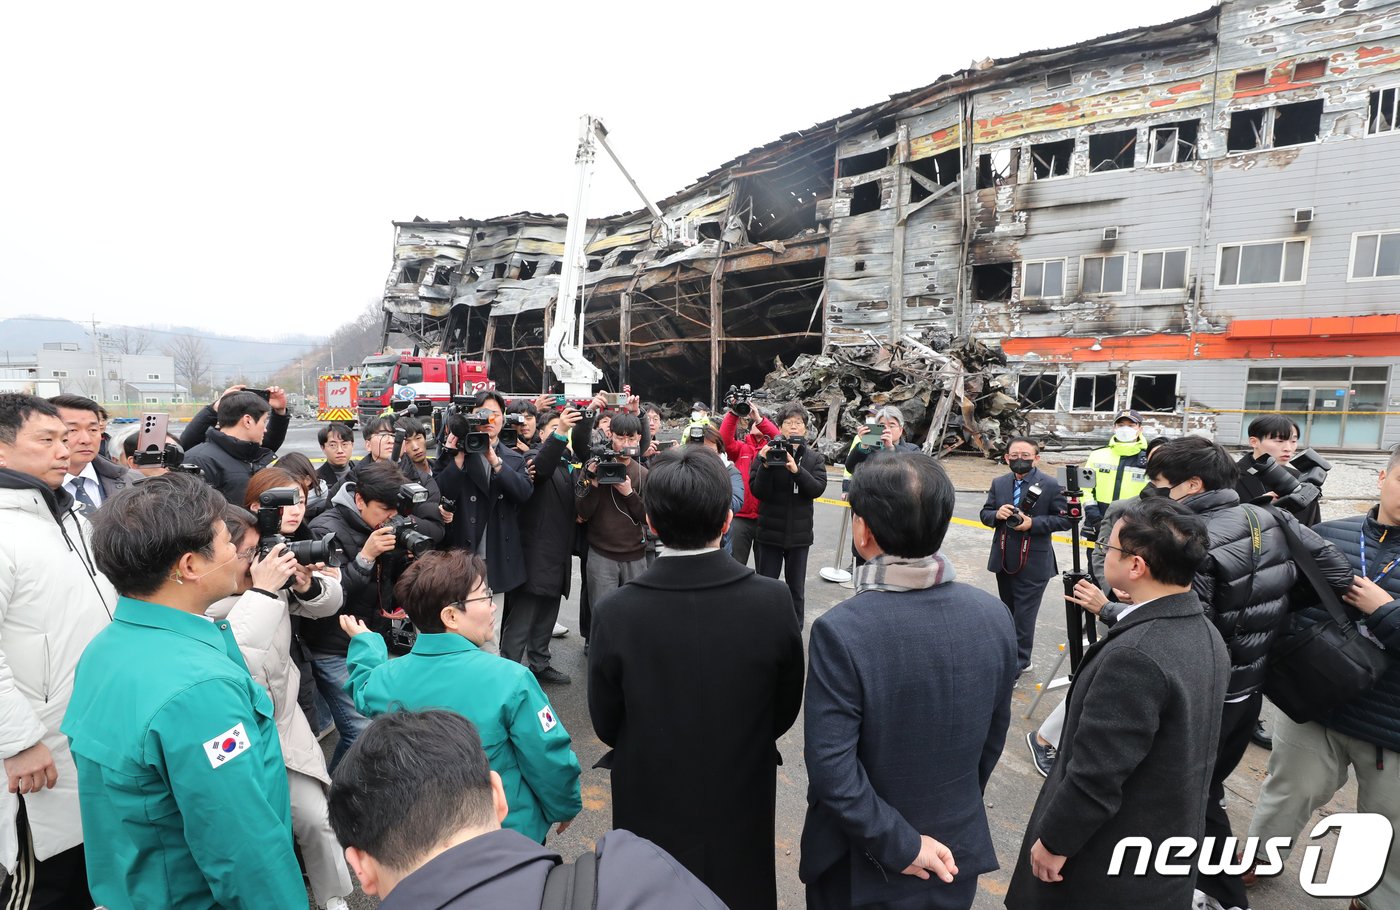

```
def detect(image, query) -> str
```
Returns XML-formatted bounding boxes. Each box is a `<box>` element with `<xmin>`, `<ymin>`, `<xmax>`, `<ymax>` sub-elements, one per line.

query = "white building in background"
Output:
<box><xmin>34</xmin><ymin>343</ymin><xmax>186</xmax><ymax>404</ymax></box>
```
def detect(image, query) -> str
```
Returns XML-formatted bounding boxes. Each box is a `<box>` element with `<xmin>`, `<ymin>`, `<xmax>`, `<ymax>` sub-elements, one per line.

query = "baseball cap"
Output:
<box><xmin>1113</xmin><ymin>409</ymin><xmax>1143</xmax><ymax>425</ymax></box>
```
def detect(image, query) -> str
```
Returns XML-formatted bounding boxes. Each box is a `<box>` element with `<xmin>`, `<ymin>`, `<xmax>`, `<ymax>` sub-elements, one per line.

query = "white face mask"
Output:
<box><xmin>1114</xmin><ymin>426</ymin><xmax>1140</xmax><ymax>443</ymax></box>
<box><xmin>691</xmin><ymin>411</ymin><xmax>705</xmax><ymax>422</ymax></box>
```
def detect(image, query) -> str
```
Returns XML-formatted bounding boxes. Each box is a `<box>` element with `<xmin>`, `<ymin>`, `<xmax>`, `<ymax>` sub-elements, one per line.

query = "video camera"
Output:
<box><xmin>594</xmin><ymin>447</ymin><xmax>639</xmax><ymax>485</ymax></box>
<box><xmin>499</xmin><ymin>412</ymin><xmax>527</xmax><ymax>448</ymax></box>
<box><xmin>445</xmin><ymin>399</ymin><xmax>494</xmax><ymax>455</ymax></box>
<box><xmin>1246</xmin><ymin>449</ymin><xmax>1330</xmax><ymax>515</ymax></box>
<box><xmin>1057</xmin><ymin>463</ymin><xmax>1096</xmax><ymax>672</ymax></box>
<box><xmin>684</xmin><ymin>424</ymin><xmax>706</xmax><ymax>444</ymax></box>
<box><xmin>254</xmin><ymin>487</ymin><xmax>345</xmax><ymax>586</ymax></box>
<box><xmin>387</xmin><ymin>483</ymin><xmax>434</xmax><ymax>556</ymax></box>
<box><xmin>725</xmin><ymin>384</ymin><xmax>754</xmax><ymax>416</ymax></box>
<box><xmin>765</xmin><ymin>436</ymin><xmax>803</xmax><ymax>468</ymax></box>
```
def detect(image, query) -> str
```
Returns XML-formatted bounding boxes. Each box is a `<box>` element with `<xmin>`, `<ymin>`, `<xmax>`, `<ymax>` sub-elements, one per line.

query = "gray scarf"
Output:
<box><xmin>854</xmin><ymin>552</ymin><xmax>957</xmax><ymax>594</ymax></box>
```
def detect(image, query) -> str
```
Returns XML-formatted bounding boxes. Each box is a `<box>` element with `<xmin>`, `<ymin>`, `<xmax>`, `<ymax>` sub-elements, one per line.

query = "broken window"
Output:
<box><xmin>1088</xmin><ymin>129</ymin><xmax>1137</xmax><ymax>172</ymax></box>
<box><xmin>839</xmin><ymin>148</ymin><xmax>890</xmax><ymax>178</ymax></box>
<box><xmin>1235</xmin><ymin>69</ymin><xmax>1268</xmax><ymax>92</ymax></box>
<box><xmin>908</xmin><ymin>149</ymin><xmax>962</xmax><ymax>202</ymax></box>
<box><xmin>1022</xmin><ymin>259</ymin><xmax>1066</xmax><ymax>298</ymax></box>
<box><xmin>1350</xmin><ymin>231</ymin><xmax>1400</xmax><ymax>279</ymax></box>
<box><xmin>1030</xmin><ymin>138</ymin><xmax>1074</xmax><ymax>180</ymax></box>
<box><xmin>971</xmin><ymin>262</ymin><xmax>1014</xmax><ymax>301</ymax></box>
<box><xmin>1367</xmin><ymin>87</ymin><xmax>1399</xmax><ymax>135</ymax></box>
<box><xmin>1018</xmin><ymin>373</ymin><xmax>1060</xmax><ymax>410</ymax></box>
<box><xmin>399</xmin><ymin>262</ymin><xmax>423</xmax><ymax>284</ymax></box>
<box><xmin>1293</xmin><ymin>59</ymin><xmax>1326</xmax><ymax>81</ymax></box>
<box><xmin>1139</xmin><ymin>249</ymin><xmax>1190</xmax><ymax>291</ymax></box>
<box><xmin>1081</xmin><ymin>254</ymin><xmax>1126</xmax><ymax>294</ymax></box>
<box><xmin>431</xmin><ymin>265</ymin><xmax>455</xmax><ymax>285</ymax></box>
<box><xmin>1147</xmin><ymin>121</ymin><xmax>1199</xmax><ymax>166</ymax></box>
<box><xmin>697</xmin><ymin>222</ymin><xmax>722</xmax><ymax>241</ymax></box>
<box><xmin>1072</xmin><ymin>374</ymin><xmax>1117</xmax><ymax>412</ymax></box>
<box><xmin>492</xmin><ymin>262</ymin><xmax>507</xmax><ymax>279</ymax></box>
<box><xmin>849</xmin><ymin>180</ymin><xmax>882</xmax><ymax>216</ymax></box>
<box><xmin>1129</xmin><ymin>373</ymin><xmax>1179</xmax><ymax>413</ymax></box>
<box><xmin>1046</xmin><ymin>68</ymin><xmax>1073</xmax><ymax>89</ymax></box>
<box><xmin>1229</xmin><ymin>100</ymin><xmax>1323</xmax><ymax>152</ymax></box>
<box><xmin>1218</xmin><ymin>239</ymin><xmax>1308</xmax><ymax>286</ymax></box>
<box><xmin>547</xmin><ymin>260</ymin><xmax>562</xmax><ymax>275</ymax></box>
<box><xmin>518</xmin><ymin>259</ymin><xmax>538</xmax><ymax>280</ymax></box>
<box><xmin>854</xmin><ymin>260</ymin><xmax>866</xmax><ymax>272</ymax></box>
<box><xmin>587</xmin><ymin>258</ymin><xmax>602</xmax><ymax>272</ymax></box>
<box><xmin>614</xmin><ymin>249</ymin><xmax>639</xmax><ymax>266</ymax></box>
<box><xmin>977</xmin><ymin>148</ymin><xmax>1015</xmax><ymax>188</ymax></box>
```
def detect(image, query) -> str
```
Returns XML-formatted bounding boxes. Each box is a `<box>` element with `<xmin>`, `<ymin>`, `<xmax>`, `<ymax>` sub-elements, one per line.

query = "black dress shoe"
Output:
<box><xmin>1251</xmin><ymin>718</ymin><xmax>1273</xmax><ymax>750</ymax></box>
<box><xmin>533</xmin><ymin>666</ymin><xmax>572</xmax><ymax>685</ymax></box>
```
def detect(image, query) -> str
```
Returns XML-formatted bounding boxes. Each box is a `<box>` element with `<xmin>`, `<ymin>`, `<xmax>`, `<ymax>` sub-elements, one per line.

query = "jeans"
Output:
<box><xmin>307</xmin><ymin>649</ymin><xmax>370</xmax><ymax>772</ymax></box>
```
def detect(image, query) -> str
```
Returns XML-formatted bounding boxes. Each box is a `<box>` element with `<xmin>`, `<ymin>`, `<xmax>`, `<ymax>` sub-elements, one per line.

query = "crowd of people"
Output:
<box><xmin>0</xmin><ymin>385</ymin><xmax>1394</xmax><ymax>910</ymax></box>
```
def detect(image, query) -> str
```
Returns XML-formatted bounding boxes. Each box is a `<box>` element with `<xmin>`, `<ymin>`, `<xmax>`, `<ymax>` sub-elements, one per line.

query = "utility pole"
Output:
<box><xmin>90</xmin><ymin>315</ymin><xmax>106</xmax><ymax>402</ymax></box>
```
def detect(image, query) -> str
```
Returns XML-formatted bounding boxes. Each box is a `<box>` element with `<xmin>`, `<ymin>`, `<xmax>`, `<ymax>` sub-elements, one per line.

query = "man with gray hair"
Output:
<box><xmin>844</xmin><ymin>404</ymin><xmax>921</xmax><ymax>477</ymax></box>
<box><xmin>0</xmin><ymin>393</ymin><xmax>116</xmax><ymax>908</ymax></box>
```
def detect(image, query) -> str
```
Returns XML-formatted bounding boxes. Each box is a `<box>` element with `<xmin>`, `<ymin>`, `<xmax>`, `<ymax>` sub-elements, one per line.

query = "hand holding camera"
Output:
<box><xmin>557</xmin><ymin>406</ymin><xmax>582</xmax><ymax>431</ymax></box>
<box><xmin>250</xmin><ymin>545</ymin><xmax>299</xmax><ymax>593</ymax></box>
<box><xmin>360</xmin><ymin>526</ymin><xmax>397</xmax><ymax>562</ymax></box>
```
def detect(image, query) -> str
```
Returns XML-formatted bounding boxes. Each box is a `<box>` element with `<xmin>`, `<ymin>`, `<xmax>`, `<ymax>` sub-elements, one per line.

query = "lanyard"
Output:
<box><xmin>1359</xmin><ymin>531</ymin><xmax>1398</xmax><ymax>585</ymax></box>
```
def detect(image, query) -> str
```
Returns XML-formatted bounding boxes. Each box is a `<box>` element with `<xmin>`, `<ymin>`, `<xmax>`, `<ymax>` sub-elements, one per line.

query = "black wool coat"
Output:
<box><xmin>432</xmin><ymin>441</ymin><xmax>533</xmax><ymax>594</ymax></box>
<box><xmin>588</xmin><ymin>550</ymin><xmax>805</xmax><ymax>910</ymax></box>
<box><xmin>517</xmin><ymin>428</ymin><xmax>590</xmax><ymax>599</ymax></box>
<box><xmin>1006</xmin><ymin>591</ymin><xmax>1230</xmax><ymax>910</ymax></box>
<box><xmin>748</xmin><ymin>442</ymin><xmax>827</xmax><ymax>550</ymax></box>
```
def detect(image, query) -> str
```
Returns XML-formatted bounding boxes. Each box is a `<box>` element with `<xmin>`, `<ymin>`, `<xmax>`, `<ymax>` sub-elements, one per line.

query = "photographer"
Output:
<box><xmin>505</xmin><ymin>397</ymin><xmax>550</xmax><ymax>453</ymax></box>
<box><xmin>503</xmin><ymin>404</ymin><xmax>590</xmax><ymax>685</ymax></box>
<box><xmin>64</xmin><ymin>473</ymin><xmax>305</xmax><ymax>908</ymax></box>
<box><xmin>274</xmin><ymin>451</ymin><xmax>330</xmax><ymax>522</ymax></box>
<box><xmin>843</xmin><ymin>405</ymin><xmax>920</xmax><ymax>476</ymax></box>
<box><xmin>577</xmin><ymin>412</ymin><xmax>648</xmax><ymax>608</ymax></box>
<box><xmin>119</xmin><ymin>429</ymin><xmax>185</xmax><ymax>478</ymax></box>
<box><xmin>433</xmin><ymin>391</ymin><xmax>533</xmax><ymax>649</ymax></box>
<box><xmin>1235</xmin><ymin>415</ymin><xmax>1323</xmax><ymax>526</ymax></box>
<box><xmin>183</xmin><ymin>390</ymin><xmax>284</xmax><ymax>505</ymax></box>
<box><xmin>316</xmin><ymin>422</ymin><xmax>356</xmax><ymax>494</ymax></box>
<box><xmin>979</xmin><ymin>437</ymin><xmax>1069</xmax><ymax>675</ymax></box>
<box><xmin>178</xmin><ymin>383</ymin><xmax>290</xmax><ymax>454</ymax></box>
<box><xmin>302</xmin><ymin>460</ymin><xmax>414</xmax><ymax>769</ymax></box>
<box><xmin>211</xmin><ymin>491</ymin><xmax>353</xmax><ymax>910</ymax></box>
<box><xmin>340</xmin><ymin>550</ymin><xmax>582</xmax><ymax>844</ymax></box>
<box><xmin>391</xmin><ymin>417</ymin><xmax>446</xmax><ymax>546</ymax></box>
<box><xmin>749</xmin><ymin>403</ymin><xmax>827</xmax><ymax>629</ymax></box>
<box><xmin>719</xmin><ymin>395</ymin><xmax>781</xmax><ymax>565</ymax></box>
<box><xmin>686</xmin><ymin>423</ymin><xmax>745</xmax><ymax>554</ymax></box>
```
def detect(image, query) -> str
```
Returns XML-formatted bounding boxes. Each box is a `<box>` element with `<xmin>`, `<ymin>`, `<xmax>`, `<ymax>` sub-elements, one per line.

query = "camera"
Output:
<box><xmin>685</xmin><ymin>424</ymin><xmax>706</xmax><ymax>444</ymax></box>
<box><xmin>447</xmin><ymin>411</ymin><xmax>493</xmax><ymax>454</ymax></box>
<box><xmin>594</xmin><ymin>448</ymin><xmax>637</xmax><ymax>485</ymax></box>
<box><xmin>389</xmin><ymin>397</ymin><xmax>434</xmax><ymax>418</ymax></box>
<box><xmin>440</xmin><ymin>496</ymin><xmax>456</xmax><ymax>516</ymax></box>
<box><xmin>255</xmin><ymin>487</ymin><xmax>345</xmax><ymax>585</ymax></box>
<box><xmin>725</xmin><ymin>384</ymin><xmax>754</xmax><ymax>417</ymax></box>
<box><xmin>388</xmin><ymin>483</ymin><xmax>434</xmax><ymax>557</ymax></box>
<box><xmin>765</xmin><ymin>436</ymin><xmax>801</xmax><ymax>468</ymax></box>
<box><xmin>859</xmin><ymin>420</ymin><xmax>883</xmax><ymax>449</ymax></box>
<box><xmin>1248</xmin><ymin>450</ymin><xmax>1330</xmax><ymax>514</ymax></box>
<box><xmin>499</xmin><ymin>412</ymin><xmax>527</xmax><ymax>448</ymax></box>
<box><xmin>1008</xmin><ymin>483</ymin><xmax>1043</xmax><ymax>527</ymax></box>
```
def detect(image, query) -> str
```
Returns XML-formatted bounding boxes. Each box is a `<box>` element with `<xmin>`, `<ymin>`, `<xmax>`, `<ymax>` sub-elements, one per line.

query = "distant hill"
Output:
<box><xmin>0</xmin><ymin>316</ymin><xmax>324</xmax><ymax>385</ymax></box>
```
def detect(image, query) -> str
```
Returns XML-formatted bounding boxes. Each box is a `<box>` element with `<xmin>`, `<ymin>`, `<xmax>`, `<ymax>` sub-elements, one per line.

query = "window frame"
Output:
<box><xmin>1016</xmin><ymin>371</ymin><xmax>1062</xmax><ymax>412</ymax></box>
<box><xmin>1079</xmin><ymin>253</ymin><xmax>1128</xmax><ymax>296</ymax></box>
<box><xmin>1347</xmin><ymin>230</ymin><xmax>1400</xmax><ymax>282</ymax></box>
<box><xmin>51</xmin><ymin>370</ymin><xmax>68</xmax><ymax>378</ymax></box>
<box><xmin>1021</xmin><ymin>258</ymin><xmax>1067</xmax><ymax>300</ymax></box>
<box><xmin>146</xmin><ymin>372</ymin><xmax>161</xmax><ymax>380</ymax></box>
<box><xmin>1136</xmin><ymin>247</ymin><xmax>1192</xmax><ymax>293</ymax></box>
<box><xmin>1215</xmin><ymin>238</ymin><xmax>1310</xmax><ymax>289</ymax></box>
<box><xmin>1366</xmin><ymin>85</ymin><xmax>1400</xmax><ymax>137</ymax></box>
<box><xmin>1069</xmin><ymin>371</ymin><xmax>1119</xmax><ymax>414</ymax></box>
<box><xmin>1127</xmin><ymin>371</ymin><xmax>1181</xmax><ymax>414</ymax></box>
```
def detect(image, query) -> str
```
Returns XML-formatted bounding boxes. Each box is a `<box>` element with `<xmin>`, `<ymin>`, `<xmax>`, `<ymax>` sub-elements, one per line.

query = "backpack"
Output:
<box><xmin>539</xmin><ymin>850</ymin><xmax>598</xmax><ymax>910</ymax></box>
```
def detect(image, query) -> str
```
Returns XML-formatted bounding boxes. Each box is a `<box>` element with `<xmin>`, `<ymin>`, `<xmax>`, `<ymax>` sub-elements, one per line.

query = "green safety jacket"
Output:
<box><xmin>63</xmin><ymin>597</ymin><xmax>303</xmax><ymax>910</ymax></box>
<box><xmin>345</xmin><ymin>631</ymin><xmax>582</xmax><ymax>843</ymax></box>
<box><xmin>1083</xmin><ymin>436</ymin><xmax>1151</xmax><ymax>508</ymax></box>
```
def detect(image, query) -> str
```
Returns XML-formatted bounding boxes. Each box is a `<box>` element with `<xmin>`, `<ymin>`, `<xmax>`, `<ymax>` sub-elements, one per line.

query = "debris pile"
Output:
<box><xmin>752</xmin><ymin>329</ymin><xmax>1035</xmax><ymax>462</ymax></box>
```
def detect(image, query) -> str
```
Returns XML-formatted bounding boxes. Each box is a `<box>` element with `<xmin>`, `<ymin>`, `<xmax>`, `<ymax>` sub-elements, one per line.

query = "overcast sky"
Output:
<box><xmin>0</xmin><ymin>0</ymin><xmax>1212</xmax><ymax>343</ymax></box>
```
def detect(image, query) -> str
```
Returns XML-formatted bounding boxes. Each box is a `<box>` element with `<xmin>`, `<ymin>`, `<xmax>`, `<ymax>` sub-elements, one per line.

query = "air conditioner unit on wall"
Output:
<box><xmin>1102</xmin><ymin>226</ymin><xmax>1120</xmax><ymax>241</ymax></box>
<box><xmin>1294</xmin><ymin>207</ymin><xmax>1314</xmax><ymax>224</ymax></box>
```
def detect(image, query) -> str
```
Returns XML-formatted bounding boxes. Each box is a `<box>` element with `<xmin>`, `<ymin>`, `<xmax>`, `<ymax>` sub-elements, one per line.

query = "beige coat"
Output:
<box><xmin>207</xmin><ymin>574</ymin><xmax>342</xmax><ymax>786</ymax></box>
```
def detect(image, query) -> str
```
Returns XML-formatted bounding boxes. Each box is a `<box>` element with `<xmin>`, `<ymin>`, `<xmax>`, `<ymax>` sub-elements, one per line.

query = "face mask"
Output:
<box><xmin>1009</xmin><ymin>459</ymin><xmax>1033</xmax><ymax>475</ymax></box>
<box><xmin>691</xmin><ymin>411</ymin><xmax>705</xmax><ymax>422</ymax></box>
<box><xmin>1140</xmin><ymin>484</ymin><xmax>1170</xmax><ymax>499</ymax></box>
<box><xmin>1114</xmin><ymin>426</ymin><xmax>1140</xmax><ymax>443</ymax></box>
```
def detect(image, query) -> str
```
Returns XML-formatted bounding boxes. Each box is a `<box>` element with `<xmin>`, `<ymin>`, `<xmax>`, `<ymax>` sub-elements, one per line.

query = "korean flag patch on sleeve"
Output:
<box><xmin>537</xmin><ymin>706</ymin><xmax>557</xmax><ymax>733</ymax></box>
<box><xmin>204</xmin><ymin>723</ymin><xmax>251</xmax><ymax>769</ymax></box>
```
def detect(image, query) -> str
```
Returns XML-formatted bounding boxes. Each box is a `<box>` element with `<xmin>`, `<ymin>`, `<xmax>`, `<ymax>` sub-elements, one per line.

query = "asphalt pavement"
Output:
<box><xmin>265</xmin><ymin>422</ymin><xmax>1357</xmax><ymax>910</ymax></box>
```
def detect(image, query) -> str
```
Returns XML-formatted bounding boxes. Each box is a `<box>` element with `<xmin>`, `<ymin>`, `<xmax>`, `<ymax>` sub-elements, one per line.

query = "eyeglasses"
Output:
<box><xmin>448</xmin><ymin>590</ymin><xmax>494</xmax><ymax>610</ymax></box>
<box><xmin>1097</xmin><ymin>543</ymin><xmax>1138</xmax><ymax>559</ymax></box>
<box><xmin>235</xmin><ymin>545</ymin><xmax>259</xmax><ymax>561</ymax></box>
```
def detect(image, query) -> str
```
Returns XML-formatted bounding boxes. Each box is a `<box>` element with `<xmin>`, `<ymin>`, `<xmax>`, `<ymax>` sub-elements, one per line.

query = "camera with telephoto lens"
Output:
<box><xmin>1008</xmin><ymin>483</ymin><xmax>1043</xmax><ymax>527</ymax></box>
<box><xmin>1248</xmin><ymin>449</ymin><xmax>1330</xmax><ymax>515</ymax></box>
<box><xmin>725</xmin><ymin>384</ymin><xmax>755</xmax><ymax>417</ymax></box>
<box><xmin>765</xmin><ymin>436</ymin><xmax>802</xmax><ymax>468</ymax></box>
<box><xmin>255</xmin><ymin>488</ymin><xmax>345</xmax><ymax>587</ymax></box>
<box><xmin>387</xmin><ymin>483</ymin><xmax>434</xmax><ymax>557</ymax></box>
<box><xmin>500</xmin><ymin>412</ymin><xmax>527</xmax><ymax>448</ymax></box>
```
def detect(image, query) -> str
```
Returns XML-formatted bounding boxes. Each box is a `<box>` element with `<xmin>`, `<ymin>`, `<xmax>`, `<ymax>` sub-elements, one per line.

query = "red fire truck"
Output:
<box><xmin>356</xmin><ymin>352</ymin><xmax>493</xmax><ymax>430</ymax></box>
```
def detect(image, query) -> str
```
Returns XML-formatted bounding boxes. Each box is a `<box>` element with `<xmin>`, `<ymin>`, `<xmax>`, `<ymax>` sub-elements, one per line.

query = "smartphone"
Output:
<box><xmin>133</xmin><ymin>413</ymin><xmax>169</xmax><ymax>465</ymax></box>
<box><xmin>244</xmin><ymin>388</ymin><xmax>272</xmax><ymax>401</ymax></box>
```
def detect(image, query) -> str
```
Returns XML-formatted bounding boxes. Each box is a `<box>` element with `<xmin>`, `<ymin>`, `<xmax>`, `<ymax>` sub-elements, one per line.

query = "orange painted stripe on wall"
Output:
<box><xmin>1001</xmin><ymin>319</ymin><xmax>1400</xmax><ymax>362</ymax></box>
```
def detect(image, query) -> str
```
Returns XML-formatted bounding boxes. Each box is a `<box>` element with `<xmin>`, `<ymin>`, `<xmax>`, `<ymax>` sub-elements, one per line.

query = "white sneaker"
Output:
<box><xmin>552</xmin><ymin>623</ymin><xmax>569</xmax><ymax>638</ymax></box>
<box><xmin>323</xmin><ymin>898</ymin><xmax>350</xmax><ymax>910</ymax></box>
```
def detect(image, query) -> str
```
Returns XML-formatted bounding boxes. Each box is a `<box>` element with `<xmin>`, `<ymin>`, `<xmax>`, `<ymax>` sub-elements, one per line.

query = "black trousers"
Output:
<box><xmin>729</xmin><ymin>516</ymin><xmax>758</xmax><ymax>566</ymax></box>
<box><xmin>0</xmin><ymin>797</ymin><xmax>91</xmax><ymax>910</ymax></box>
<box><xmin>995</xmin><ymin>571</ymin><xmax>1052</xmax><ymax>671</ymax></box>
<box><xmin>755</xmin><ymin>543</ymin><xmax>810</xmax><ymax>629</ymax></box>
<box><xmin>501</xmin><ymin>589</ymin><xmax>562</xmax><ymax>672</ymax></box>
<box><xmin>577</xmin><ymin>548</ymin><xmax>592</xmax><ymax>641</ymax></box>
<box><xmin>1195</xmin><ymin>692</ymin><xmax>1264</xmax><ymax>909</ymax></box>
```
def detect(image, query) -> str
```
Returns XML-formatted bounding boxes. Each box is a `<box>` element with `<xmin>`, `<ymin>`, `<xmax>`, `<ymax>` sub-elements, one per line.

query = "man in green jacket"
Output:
<box><xmin>62</xmin><ymin>473</ymin><xmax>305</xmax><ymax>910</ymax></box>
<box><xmin>341</xmin><ymin>549</ymin><xmax>581</xmax><ymax>844</ymax></box>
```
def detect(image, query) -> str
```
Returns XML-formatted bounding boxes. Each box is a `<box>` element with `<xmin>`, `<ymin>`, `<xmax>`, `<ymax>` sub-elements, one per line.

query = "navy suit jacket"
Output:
<box><xmin>800</xmin><ymin>582</ymin><xmax>1018</xmax><ymax>908</ymax></box>
<box><xmin>980</xmin><ymin>468</ymin><xmax>1069</xmax><ymax>579</ymax></box>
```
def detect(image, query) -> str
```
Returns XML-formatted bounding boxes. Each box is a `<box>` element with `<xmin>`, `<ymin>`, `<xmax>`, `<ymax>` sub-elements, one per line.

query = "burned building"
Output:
<box><xmin>382</xmin><ymin>0</ymin><xmax>1400</xmax><ymax>451</ymax></box>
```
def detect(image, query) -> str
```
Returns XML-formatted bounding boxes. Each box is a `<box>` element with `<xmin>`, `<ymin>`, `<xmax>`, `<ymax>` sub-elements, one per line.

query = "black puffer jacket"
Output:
<box><xmin>183</xmin><ymin>428</ymin><xmax>279</xmax><ymax>506</ymax></box>
<box><xmin>749</xmin><ymin>441</ymin><xmax>827</xmax><ymax>550</ymax></box>
<box><xmin>1184</xmin><ymin>489</ymin><xmax>1352</xmax><ymax>699</ymax></box>
<box><xmin>1302</xmin><ymin>510</ymin><xmax>1400</xmax><ymax>753</ymax></box>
